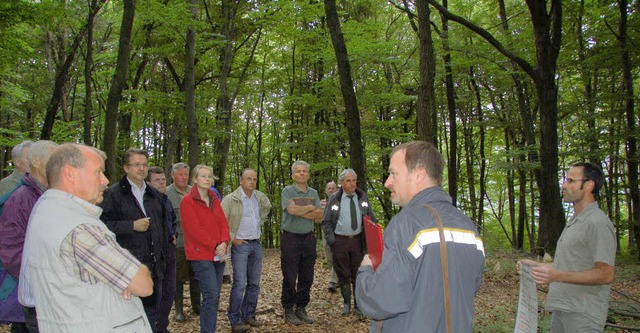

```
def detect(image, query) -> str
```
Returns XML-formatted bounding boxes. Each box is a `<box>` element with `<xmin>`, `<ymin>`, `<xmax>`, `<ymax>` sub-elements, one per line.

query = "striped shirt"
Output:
<box><xmin>60</xmin><ymin>224</ymin><xmax>141</xmax><ymax>293</ymax></box>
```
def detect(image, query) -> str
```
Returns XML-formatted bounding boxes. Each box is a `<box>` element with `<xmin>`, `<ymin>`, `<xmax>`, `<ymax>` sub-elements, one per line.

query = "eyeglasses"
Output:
<box><xmin>564</xmin><ymin>177</ymin><xmax>589</xmax><ymax>184</ymax></box>
<box><xmin>127</xmin><ymin>163</ymin><xmax>149</xmax><ymax>169</ymax></box>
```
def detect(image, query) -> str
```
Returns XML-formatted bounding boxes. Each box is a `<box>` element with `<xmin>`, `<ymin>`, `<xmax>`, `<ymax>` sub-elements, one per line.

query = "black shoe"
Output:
<box><xmin>174</xmin><ymin>312</ymin><xmax>185</xmax><ymax>323</ymax></box>
<box><xmin>295</xmin><ymin>306</ymin><xmax>314</xmax><ymax>324</ymax></box>
<box><xmin>223</xmin><ymin>275</ymin><xmax>231</xmax><ymax>284</ymax></box>
<box><xmin>231</xmin><ymin>324</ymin><xmax>250</xmax><ymax>333</ymax></box>
<box><xmin>284</xmin><ymin>308</ymin><xmax>303</xmax><ymax>325</ymax></box>
<box><xmin>245</xmin><ymin>316</ymin><xmax>263</xmax><ymax>327</ymax></box>
<box><xmin>327</xmin><ymin>282</ymin><xmax>338</xmax><ymax>293</ymax></box>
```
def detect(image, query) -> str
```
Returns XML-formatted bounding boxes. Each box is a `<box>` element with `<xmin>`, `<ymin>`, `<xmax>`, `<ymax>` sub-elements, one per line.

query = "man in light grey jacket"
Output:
<box><xmin>221</xmin><ymin>168</ymin><xmax>272</xmax><ymax>333</ymax></box>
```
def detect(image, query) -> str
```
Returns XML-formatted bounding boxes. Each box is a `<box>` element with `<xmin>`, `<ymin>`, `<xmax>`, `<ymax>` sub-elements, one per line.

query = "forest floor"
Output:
<box><xmin>3</xmin><ymin>249</ymin><xmax>640</xmax><ymax>332</ymax></box>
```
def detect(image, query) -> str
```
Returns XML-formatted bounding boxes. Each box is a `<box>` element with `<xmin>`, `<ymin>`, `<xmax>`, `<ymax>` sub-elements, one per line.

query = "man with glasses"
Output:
<box><xmin>519</xmin><ymin>162</ymin><xmax>616</xmax><ymax>332</ymax></box>
<box><xmin>100</xmin><ymin>148</ymin><xmax>169</xmax><ymax>332</ymax></box>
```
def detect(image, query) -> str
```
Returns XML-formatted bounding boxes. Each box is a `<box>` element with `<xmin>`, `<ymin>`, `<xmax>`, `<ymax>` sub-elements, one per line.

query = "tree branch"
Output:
<box><xmin>426</xmin><ymin>0</ymin><xmax>537</xmax><ymax>79</ymax></box>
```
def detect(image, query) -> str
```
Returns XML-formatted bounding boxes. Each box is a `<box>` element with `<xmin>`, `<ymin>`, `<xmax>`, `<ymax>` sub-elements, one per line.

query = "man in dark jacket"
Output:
<box><xmin>100</xmin><ymin>148</ymin><xmax>168</xmax><ymax>333</ymax></box>
<box><xmin>321</xmin><ymin>169</ymin><xmax>377</xmax><ymax>319</ymax></box>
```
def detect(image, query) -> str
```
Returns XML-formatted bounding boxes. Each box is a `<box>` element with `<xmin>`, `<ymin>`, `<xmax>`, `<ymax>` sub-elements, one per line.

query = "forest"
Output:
<box><xmin>0</xmin><ymin>0</ymin><xmax>639</xmax><ymax>257</ymax></box>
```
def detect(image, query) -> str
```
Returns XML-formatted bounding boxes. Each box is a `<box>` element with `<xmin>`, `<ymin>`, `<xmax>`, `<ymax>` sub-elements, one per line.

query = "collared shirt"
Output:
<box><xmin>334</xmin><ymin>192</ymin><xmax>362</xmax><ymax>236</ymax></box>
<box><xmin>235</xmin><ymin>190</ymin><xmax>260</xmax><ymax>240</ymax></box>
<box><xmin>61</xmin><ymin>224</ymin><xmax>141</xmax><ymax>293</ymax></box>
<box><xmin>127</xmin><ymin>177</ymin><xmax>147</xmax><ymax>216</ymax></box>
<box><xmin>281</xmin><ymin>185</ymin><xmax>320</xmax><ymax>234</ymax></box>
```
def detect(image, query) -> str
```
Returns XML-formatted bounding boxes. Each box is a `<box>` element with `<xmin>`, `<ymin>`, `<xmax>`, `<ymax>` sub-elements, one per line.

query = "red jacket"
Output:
<box><xmin>180</xmin><ymin>185</ymin><xmax>230</xmax><ymax>261</ymax></box>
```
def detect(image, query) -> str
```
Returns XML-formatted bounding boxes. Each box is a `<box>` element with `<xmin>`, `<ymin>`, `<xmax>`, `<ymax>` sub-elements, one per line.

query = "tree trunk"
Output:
<box><xmin>40</xmin><ymin>25</ymin><xmax>89</xmax><ymax>140</ymax></box>
<box><xmin>103</xmin><ymin>0</ymin><xmax>135</xmax><ymax>180</ymax></box>
<box><xmin>84</xmin><ymin>0</ymin><xmax>101</xmax><ymax>145</ymax></box>
<box><xmin>440</xmin><ymin>0</ymin><xmax>458</xmax><ymax>204</ymax></box>
<box><xmin>415</xmin><ymin>0</ymin><xmax>437</xmax><ymax>143</ymax></box>
<box><xmin>617</xmin><ymin>0</ymin><xmax>640</xmax><ymax>258</ymax></box>
<box><xmin>185</xmin><ymin>0</ymin><xmax>199</xmax><ymax>169</ymax></box>
<box><xmin>323</xmin><ymin>0</ymin><xmax>367</xmax><ymax>190</ymax></box>
<box><xmin>212</xmin><ymin>0</ymin><xmax>238</xmax><ymax>191</ymax></box>
<box><xmin>428</xmin><ymin>0</ymin><xmax>565</xmax><ymax>254</ymax></box>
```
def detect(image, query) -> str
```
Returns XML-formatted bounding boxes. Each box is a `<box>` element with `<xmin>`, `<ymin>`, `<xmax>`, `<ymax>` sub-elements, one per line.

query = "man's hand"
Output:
<box><xmin>530</xmin><ymin>264</ymin><xmax>557</xmax><ymax>284</ymax></box>
<box><xmin>232</xmin><ymin>239</ymin><xmax>247</xmax><ymax>246</ymax></box>
<box><xmin>516</xmin><ymin>259</ymin><xmax>539</xmax><ymax>274</ymax></box>
<box><xmin>360</xmin><ymin>254</ymin><xmax>372</xmax><ymax>267</ymax></box>
<box><xmin>172</xmin><ymin>235</ymin><xmax>177</xmax><ymax>245</ymax></box>
<box><xmin>122</xmin><ymin>289</ymin><xmax>132</xmax><ymax>300</ymax></box>
<box><xmin>133</xmin><ymin>217</ymin><xmax>151</xmax><ymax>232</ymax></box>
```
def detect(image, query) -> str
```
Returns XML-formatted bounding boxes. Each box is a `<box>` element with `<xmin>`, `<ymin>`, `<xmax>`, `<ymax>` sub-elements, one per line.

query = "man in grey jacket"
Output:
<box><xmin>356</xmin><ymin>141</ymin><xmax>485</xmax><ymax>332</ymax></box>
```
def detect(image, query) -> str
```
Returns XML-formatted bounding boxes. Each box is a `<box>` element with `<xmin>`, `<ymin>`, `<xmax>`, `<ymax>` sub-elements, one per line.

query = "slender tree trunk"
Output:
<box><xmin>212</xmin><ymin>0</ymin><xmax>238</xmax><ymax>191</ymax></box>
<box><xmin>185</xmin><ymin>0</ymin><xmax>199</xmax><ymax>168</ymax></box>
<box><xmin>440</xmin><ymin>0</ymin><xmax>458</xmax><ymax>204</ymax></box>
<box><xmin>84</xmin><ymin>0</ymin><xmax>100</xmax><ymax>145</ymax></box>
<box><xmin>323</xmin><ymin>0</ymin><xmax>367</xmax><ymax>190</ymax></box>
<box><xmin>41</xmin><ymin>25</ymin><xmax>89</xmax><ymax>139</ymax></box>
<box><xmin>103</xmin><ymin>0</ymin><xmax>135</xmax><ymax>180</ymax></box>
<box><xmin>617</xmin><ymin>0</ymin><xmax>640</xmax><ymax>258</ymax></box>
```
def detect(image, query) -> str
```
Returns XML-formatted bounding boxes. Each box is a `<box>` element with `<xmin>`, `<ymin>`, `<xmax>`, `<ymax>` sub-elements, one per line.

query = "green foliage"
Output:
<box><xmin>0</xmin><ymin>0</ymin><xmax>638</xmax><ymax>254</ymax></box>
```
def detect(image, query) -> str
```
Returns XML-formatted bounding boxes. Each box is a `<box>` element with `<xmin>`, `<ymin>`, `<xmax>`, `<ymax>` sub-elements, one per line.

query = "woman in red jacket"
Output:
<box><xmin>180</xmin><ymin>164</ymin><xmax>230</xmax><ymax>333</ymax></box>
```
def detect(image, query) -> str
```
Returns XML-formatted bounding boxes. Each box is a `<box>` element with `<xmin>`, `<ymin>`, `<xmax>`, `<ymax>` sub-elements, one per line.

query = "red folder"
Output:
<box><xmin>364</xmin><ymin>215</ymin><xmax>383</xmax><ymax>270</ymax></box>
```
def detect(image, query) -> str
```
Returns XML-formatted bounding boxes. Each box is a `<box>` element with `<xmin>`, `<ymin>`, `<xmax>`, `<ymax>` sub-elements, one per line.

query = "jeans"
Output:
<box><xmin>280</xmin><ymin>231</ymin><xmax>316</xmax><ymax>310</ymax></box>
<box><xmin>228</xmin><ymin>240</ymin><xmax>262</xmax><ymax>325</ymax></box>
<box><xmin>191</xmin><ymin>260</ymin><xmax>225</xmax><ymax>333</ymax></box>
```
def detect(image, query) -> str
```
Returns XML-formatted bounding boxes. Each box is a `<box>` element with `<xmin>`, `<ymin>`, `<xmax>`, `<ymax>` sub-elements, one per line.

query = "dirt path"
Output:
<box><xmin>169</xmin><ymin>248</ymin><xmax>369</xmax><ymax>333</ymax></box>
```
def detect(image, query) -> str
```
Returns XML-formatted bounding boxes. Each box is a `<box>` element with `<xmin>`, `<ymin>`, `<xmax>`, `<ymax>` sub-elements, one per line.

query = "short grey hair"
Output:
<box><xmin>28</xmin><ymin>140</ymin><xmax>58</xmax><ymax>167</ymax></box>
<box><xmin>291</xmin><ymin>160</ymin><xmax>310</xmax><ymax>174</ymax></box>
<box><xmin>47</xmin><ymin>143</ymin><xmax>105</xmax><ymax>187</ymax></box>
<box><xmin>338</xmin><ymin>169</ymin><xmax>357</xmax><ymax>183</ymax></box>
<box><xmin>11</xmin><ymin>140</ymin><xmax>33</xmax><ymax>159</ymax></box>
<box><xmin>171</xmin><ymin>162</ymin><xmax>190</xmax><ymax>175</ymax></box>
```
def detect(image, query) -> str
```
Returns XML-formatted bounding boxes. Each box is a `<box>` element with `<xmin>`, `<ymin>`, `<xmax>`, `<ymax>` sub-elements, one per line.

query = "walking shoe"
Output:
<box><xmin>327</xmin><ymin>281</ymin><xmax>337</xmax><ymax>293</ymax></box>
<box><xmin>295</xmin><ymin>306</ymin><xmax>314</xmax><ymax>324</ymax></box>
<box><xmin>341</xmin><ymin>303</ymin><xmax>351</xmax><ymax>315</ymax></box>
<box><xmin>174</xmin><ymin>312</ymin><xmax>185</xmax><ymax>322</ymax></box>
<box><xmin>245</xmin><ymin>316</ymin><xmax>263</xmax><ymax>327</ymax></box>
<box><xmin>284</xmin><ymin>308</ymin><xmax>303</xmax><ymax>325</ymax></box>
<box><xmin>231</xmin><ymin>324</ymin><xmax>250</xmax><ymax>333</ymax></box>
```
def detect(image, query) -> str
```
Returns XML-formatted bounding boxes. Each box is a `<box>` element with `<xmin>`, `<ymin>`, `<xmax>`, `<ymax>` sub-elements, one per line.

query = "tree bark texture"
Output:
<box><xmin>103</xmin><ymin>0</ymin><xmax>135</xmax><ymax>180</ymax></box>
<box><xmin>323</xmin><ymin>0</ymin><xmax>367</xmax><ymax>190</ymax></box>
<box><xmin>415</xmin><ymin>0</ymin><xmax>437</xmax><ymax>144</ymax></box>
<box><xmin>185</xmin><ymin>0</ymin><xmax>199</xmax><ymax>169</ymax></box>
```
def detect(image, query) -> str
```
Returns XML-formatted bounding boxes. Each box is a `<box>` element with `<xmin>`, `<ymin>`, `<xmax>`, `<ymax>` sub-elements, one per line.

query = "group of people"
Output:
<box><xmin>0</xmin><ymin>139</ymin><xmax>617</xmax><ymax>333</ymax></box>
<box><xmin>0</xmin><ymin>142</ymin><xmax>272</xmax><ymax>333</ymax></box>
